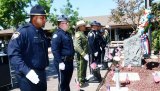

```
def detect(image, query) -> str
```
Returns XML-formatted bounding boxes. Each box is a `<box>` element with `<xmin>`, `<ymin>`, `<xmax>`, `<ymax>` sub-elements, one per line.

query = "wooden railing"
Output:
<box><xmin>109</xmin><ymin>41</ymin><xmax>124</xmax><ymax>48</ymax></box>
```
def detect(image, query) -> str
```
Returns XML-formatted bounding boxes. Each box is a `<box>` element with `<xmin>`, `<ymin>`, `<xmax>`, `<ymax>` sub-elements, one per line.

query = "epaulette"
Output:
<box><xmin>17</xmin><ymin>23</ymin><xmax>31</xmax><ymax>32</ymax></box>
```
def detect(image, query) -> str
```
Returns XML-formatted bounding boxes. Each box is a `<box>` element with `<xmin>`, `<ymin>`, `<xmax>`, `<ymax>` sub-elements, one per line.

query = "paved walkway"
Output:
<box><xmin>10</xmin><ymin>58</ymin><xmax>110</xmax><ymax>91</ymax></box>
<box><xmin>9</xmin><ymin>50</ymin><xmax>160</xmax><ymax>91</ymax></box>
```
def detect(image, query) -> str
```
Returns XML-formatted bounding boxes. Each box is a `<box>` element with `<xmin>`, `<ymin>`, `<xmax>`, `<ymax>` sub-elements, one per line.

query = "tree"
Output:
<box><xmin>0</xmin><ymin>0</ymin><xmax>53</xmax><ymax>29</ymax></box>
<box><xmin>152</xmin><ymin>1</ymin><xmax>160</xmax><ymax>19</ymax></box>
<box><xmin>50</xmin><ymin>0</ymin><xmax>80</xmax><ymax>34</ymax></box>
<box><xmin>32</xmin><ymin>0</ymin><xmax>53</xmax><ymax>18</ymax></box>
<box><xmin>0</xmin><ymin>0</ymin><xmax>79</xmax><ymax>34</ymax></box>
<box><xmin>0</xmin><ymin>0</ymin><xmax>30</xmax><ymax>29</ymax></box>
<box><xmin>110</xmin><ymin>0</ymin><xmax>144</xmax><ymax>30</ymax></box>
<box><xmin>151</xmin><ymin>1</ymin><xmax>160</xmax><ymax>53</ymax></box>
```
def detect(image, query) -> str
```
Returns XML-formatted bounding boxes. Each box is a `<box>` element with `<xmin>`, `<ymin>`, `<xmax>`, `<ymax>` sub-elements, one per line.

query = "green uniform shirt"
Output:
<box><xmin>103</xmin><ymin>30</ymin><xmax>110</xmax><ymax>44</ymax></box>
<box><xmin>74</xmin><ymin>31</ymin><xmax>88</xmax><ymax>57</ymax></box>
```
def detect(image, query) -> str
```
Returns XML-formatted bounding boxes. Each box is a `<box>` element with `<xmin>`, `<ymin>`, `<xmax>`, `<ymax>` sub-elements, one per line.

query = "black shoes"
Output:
<box><xmin>88</xmin><ymin>76</ymin><xmax>101</xmax><ymax>83</ymax></box>
<box><xmin>79</xmin><ymin>82</ymin><xmax>89</xmax><ymax>88</ymax></box>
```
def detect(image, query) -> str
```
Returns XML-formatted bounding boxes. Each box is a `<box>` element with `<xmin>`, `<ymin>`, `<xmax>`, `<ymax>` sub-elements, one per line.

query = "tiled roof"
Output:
<box><xmin>0</xmin><ymin>21</ymin><xmax>55</xmax><ymax>36</ymax></box>
<box><xmin>83</xmin><ymin>15</ymin><xmax>118</xmax><ymax>26</ymax></box>
<box><xmin>0</xmin><ymin>15</ymin><xmax>138</xmax><ymax>36</ymax></box>
<box><xmin>0</xmin><ymin>29</ymin><xmax>15</xmax><ymax>34</ymax></box>
<box><xmin>83</xmin><ymin>15</ymin><xmax>138</xmax><ymax>28</ymax></box>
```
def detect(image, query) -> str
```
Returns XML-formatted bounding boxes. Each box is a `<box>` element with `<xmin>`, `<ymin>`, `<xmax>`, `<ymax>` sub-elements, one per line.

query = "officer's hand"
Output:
<box><xmin>59</xmin><ymin>62</ymin><xmax>65</xmax><ymax>70</ymax></box>
<box><xmin>84</xmin><ymin>54</ymin><xmax>89</xmax><ymax>61</ymax></box>
<box><xmin>26</xmin><ymin>70</ymin><xmax>40</xmax><ymax>84</ymax></box>
<box><xmin>90</xmin><ymin>62</ymin><xmax>97</xmax><ymax>70</ymax></box>
<box><xmin>94</xmin><ymin>52</ymin><xmax>98</xmax><ymax>57</ymax></box>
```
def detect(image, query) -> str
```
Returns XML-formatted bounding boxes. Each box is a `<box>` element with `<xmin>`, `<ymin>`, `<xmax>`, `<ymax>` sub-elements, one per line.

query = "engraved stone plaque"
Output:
<box><xmin>124</xmin><ymin>34</ymin><xmax>142</xmax><ymax>66</ymax></box>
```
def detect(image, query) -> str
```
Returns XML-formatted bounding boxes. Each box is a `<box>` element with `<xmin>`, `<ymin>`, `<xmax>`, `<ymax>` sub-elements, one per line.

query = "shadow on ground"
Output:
<box><xmin>46</xmin><ymin>59</ymin><xmax>58</xmax><ymax>80</ymax></box>
<box><xmin>46</xmin><ymin>59</ymin><xmax>77</xmax><ymax>80</ymax></box>
<box><xmin>146</xmin><ymin>62</ymin><xmax>159</xmax><ymax>70</ymax></box>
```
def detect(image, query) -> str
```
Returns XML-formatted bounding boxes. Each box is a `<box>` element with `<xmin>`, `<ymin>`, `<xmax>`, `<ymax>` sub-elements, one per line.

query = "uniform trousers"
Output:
<box><xmin>77</xmin><ymin>54</ymin><xmax>88</xmax><ymax>84</ymax></box>
<box><xmin>54</xmin><ymin>60</ymin><xmax>73</xmax><ymax>91</ymax></box>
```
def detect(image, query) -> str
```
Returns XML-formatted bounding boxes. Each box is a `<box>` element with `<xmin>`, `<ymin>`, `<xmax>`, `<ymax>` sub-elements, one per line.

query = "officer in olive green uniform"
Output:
<box><xmin>74</xmin><ymin>20</ymin><xmax>89</xmax><ymax>87</ymax></box>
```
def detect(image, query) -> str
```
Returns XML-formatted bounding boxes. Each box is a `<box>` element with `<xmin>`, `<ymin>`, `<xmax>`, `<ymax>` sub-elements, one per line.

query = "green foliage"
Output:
<box><xmin>151</xmin><ymin>1</ymin><xmax>160</xmax><ymax>52</ymax></box>
<box><xmin>0</xmin><ymin>0</ymin><xmax>79</xmax><ymax>35</ymax></box>
<box><xmin>61</xmin><ymin>0</ymin><xmax>79</xmax><ymax>34</ymax></box>
<box><xmin>50</xmin><ymin>0</ymin><xmax>80</xmax><ymax>34</ymax></box>
<box><xmin>152</xmin><ymin>29</ymin><xmax>160</xmax><ymax>52</ymax></box>
<box><xmin>36</xmin><ymin>0</ymin><xmax>53</xmax><ymax>19</ymax></box>
<box><xmin>152</xmin><ymin>1</ymin><xmax>160</xmax><ymax>17</ymax></box>
<box><xmin>50</xmin><ymin>8</ymin><xmax>58</xmax><ymax>29</ymax></box>
<box><xmin>0</xmin><ymin>0</ymin><xmax>30</xmax><ymax>29</ymax></box>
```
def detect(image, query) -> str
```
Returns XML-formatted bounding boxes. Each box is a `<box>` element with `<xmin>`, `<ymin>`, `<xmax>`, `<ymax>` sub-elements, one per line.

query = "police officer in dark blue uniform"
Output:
<box><xmin>51</xmin><ymin>15</ymin><xmax>75</xmax><ymax>91</ymax></box>
<box><xmin>97</xmin><ymin>23</ymin><xmax>108</xmax><ymax>70</ymax></box>
<box><xmin>87</xmin><ymin>21</ymin><xmax>102</xmax><ymax>83</ymax></box>
<box><xmin>7</xmin><ymin>5</ymin><xmax>49</xmax><ymax>91</ymax></box>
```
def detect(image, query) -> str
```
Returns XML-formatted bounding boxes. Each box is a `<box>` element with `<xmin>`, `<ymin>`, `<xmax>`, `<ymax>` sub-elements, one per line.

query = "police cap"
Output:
<box><xmin>100</xmin><ymin>29</ymin><xmax>105</xmax><ymax>33</ymax></box>
<box><xmin>90</xmin><ymin>21</ymin><xmax>99</xmax><ymax>26</ymax></box>
<box><xmin>30</xmin><ymin>5</ymin><xmax>46</xmax><ymax>16</ymax></box>
<box><xmin>57</xmin><ymin>15</ymin><xmax>68</xmax><ymax>22</ymax></box>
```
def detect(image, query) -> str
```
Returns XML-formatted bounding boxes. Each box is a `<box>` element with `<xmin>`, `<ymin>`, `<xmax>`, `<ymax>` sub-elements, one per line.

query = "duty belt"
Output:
<box><xmin>61</xmin><ymin>56</ymin><xmax>74</xmax><ymax>61</ymax></box>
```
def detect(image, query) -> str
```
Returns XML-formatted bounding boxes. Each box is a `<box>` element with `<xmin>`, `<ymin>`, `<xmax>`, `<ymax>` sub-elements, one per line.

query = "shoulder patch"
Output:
<box><xmin>89</xmin><ymin>33</ymin><xmax>93</xmax><ymax>37</ymax></box>
<box><xmin>52</xmin><ymin>34</ymin><xmax>58</xmax><ymax>38</ymax></box>
<box><xmin>75</xmin><ymin>33</ymin><xmax>80</xmax><ymax>38</ymax></box>
<box><xmin>11</xmin><ymin>32</ymin><xmax>20</xmax><ymax>40</ymax></box>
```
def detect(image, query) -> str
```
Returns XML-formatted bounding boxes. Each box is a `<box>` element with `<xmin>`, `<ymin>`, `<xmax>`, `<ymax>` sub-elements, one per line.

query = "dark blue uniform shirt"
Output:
<box><xmin>98</xmin><ymin>30</ymin><xmax>106</xmax><ymax>48</ymax></box>
<box><xmin>51</xmin><ymin>28</ymin><xmax>75</xmax><ymax>63</ymax></box>
<box><xmin>8</xmin><ymin>23</ymin><xmax>49</xmax><ymax>75</ymax></box>
<box><xmin>88</xmin><ymin>30</ymin><xmax>101</xmax><ymax>54</ymax></box>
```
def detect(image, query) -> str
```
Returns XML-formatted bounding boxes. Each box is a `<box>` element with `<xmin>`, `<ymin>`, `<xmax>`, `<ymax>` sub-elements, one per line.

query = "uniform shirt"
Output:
<box><xmin>98</xmin><ymin>31</ymin><xmax>106</xmax><ymax>48</ymax></box>
<box><xmin>88</xmin><ymin>30</ymin><xmax>101</xmax><ymax>54</ymax></box>
<box><xmin>74</xmin><ymin>31</ymin><xmax>88</xmax><ymax>57</ymax></box>
<box><xmin>51</xmin><ymin>28</ymin><xmax>75</xmax><ymax>63</ymax></box>
<box><xmin>8</xmin><ymin>23</ymin><xmax>49</xmax><ymax>75</ymax></box>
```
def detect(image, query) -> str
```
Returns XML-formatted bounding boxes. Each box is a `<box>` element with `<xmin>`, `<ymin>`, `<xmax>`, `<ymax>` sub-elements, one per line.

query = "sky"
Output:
<box><xmin>26</xmin><ymin>0</ymin><xmax>117</xmax><ymax>17</ymax></box>
<box><xmin>51</xmin><ymin>0</ymin><xmax>116</xmax><ymax>17</ymax></box>
<box><xmin>26</xmin><ymin>0</ymin><xmax>160</xmax><ymax>17</ymax></box>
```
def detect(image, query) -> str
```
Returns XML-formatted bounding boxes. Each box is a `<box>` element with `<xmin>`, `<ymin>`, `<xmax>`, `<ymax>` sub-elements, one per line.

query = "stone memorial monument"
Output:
<box><xmin>124</xmin><ymin>34</ymin><xmax>142</xmax><ymax>66</ymax></box>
